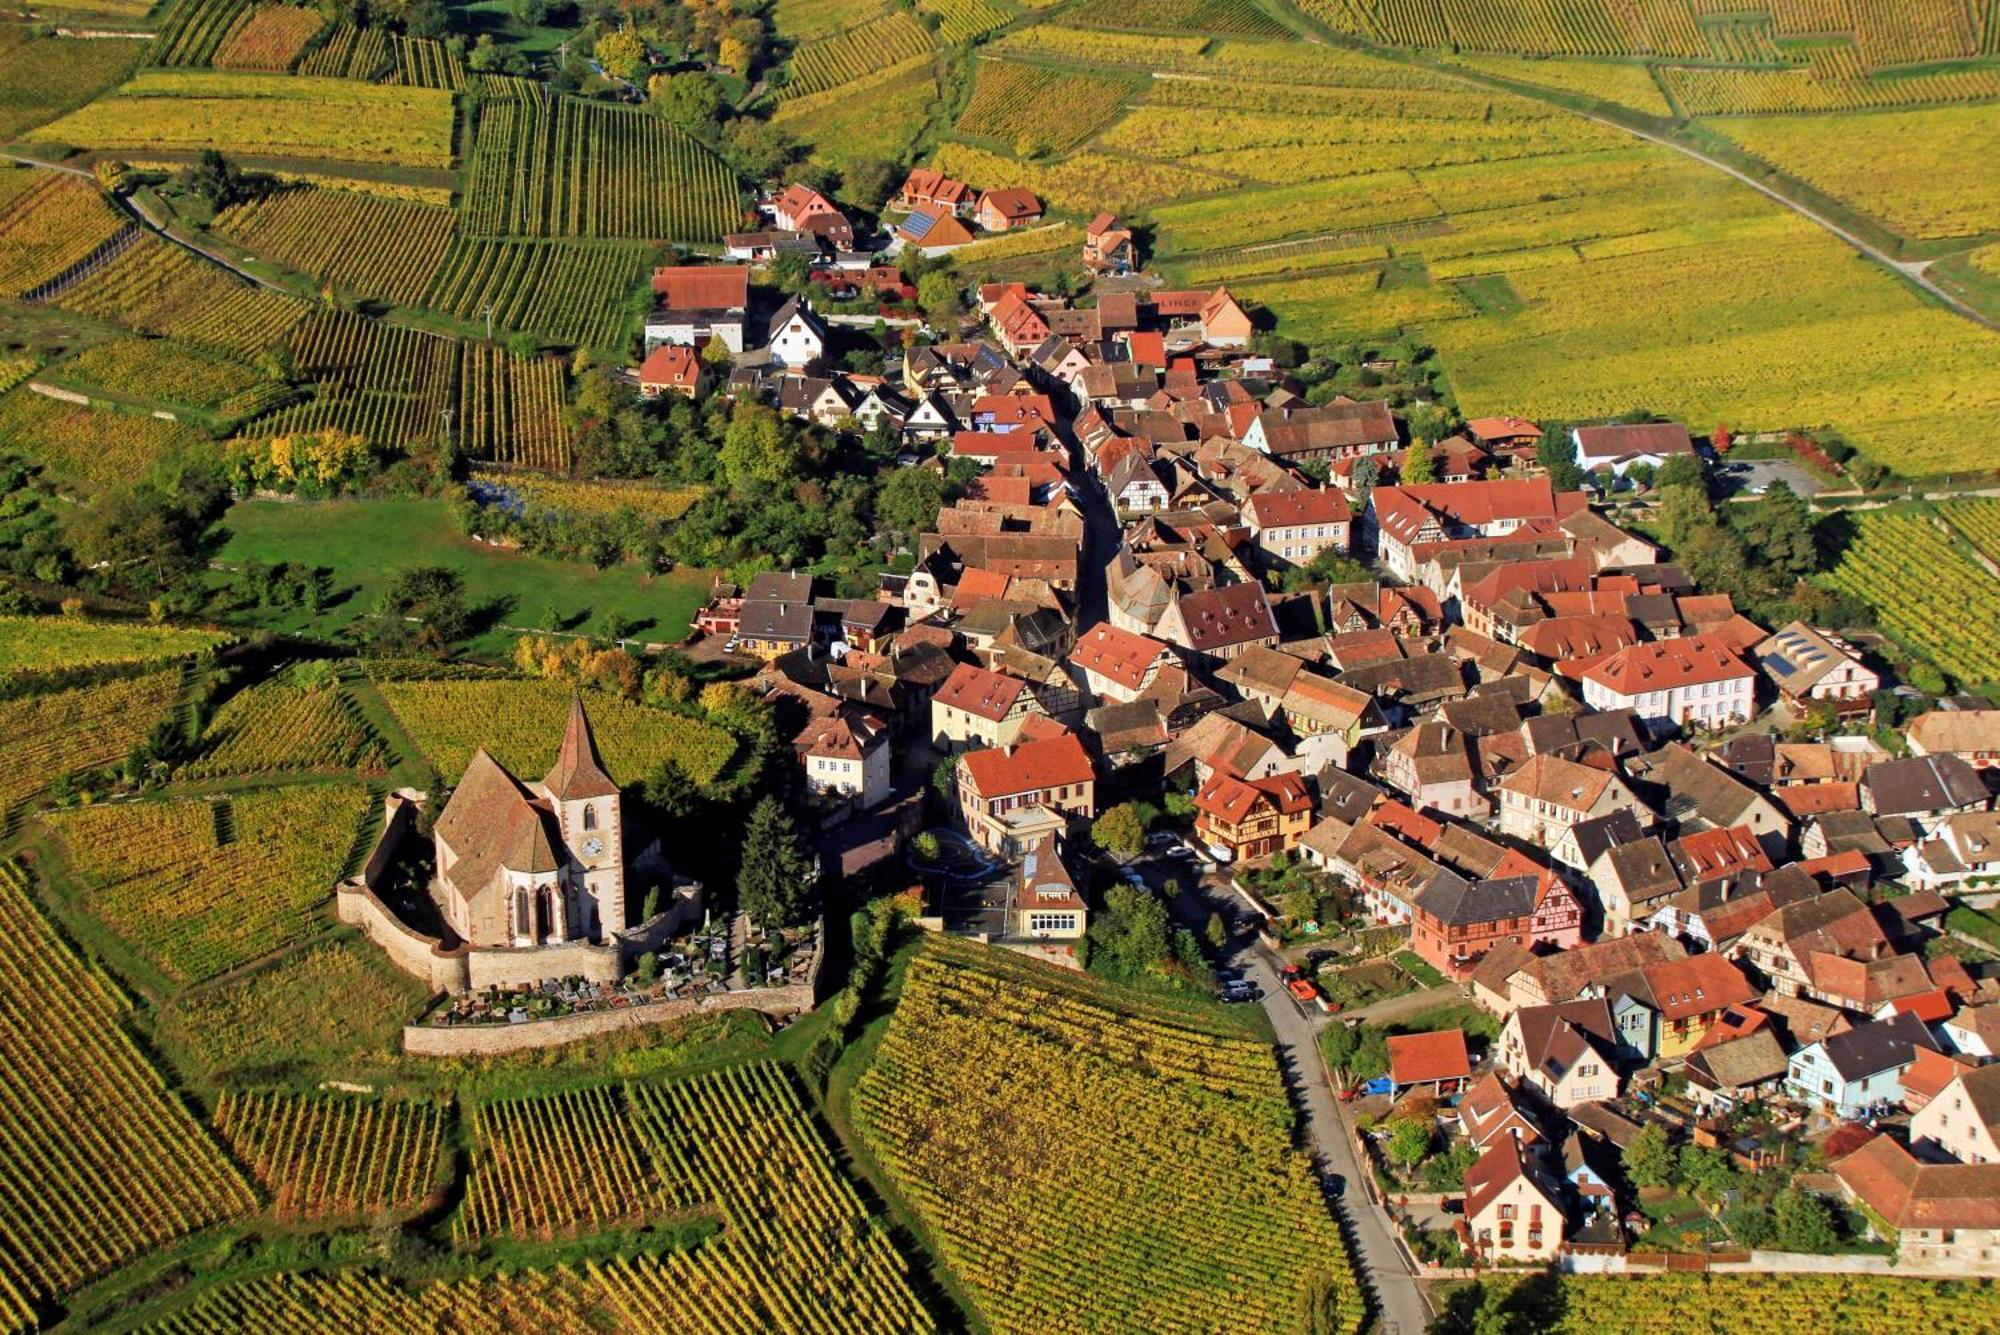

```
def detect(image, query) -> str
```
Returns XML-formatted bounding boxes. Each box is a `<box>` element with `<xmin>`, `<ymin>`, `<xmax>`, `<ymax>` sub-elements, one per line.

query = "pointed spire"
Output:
<box><xmin>544</xmin><ymin>694</ymin><xmax>619</xmax><ymax>800</ymax></box>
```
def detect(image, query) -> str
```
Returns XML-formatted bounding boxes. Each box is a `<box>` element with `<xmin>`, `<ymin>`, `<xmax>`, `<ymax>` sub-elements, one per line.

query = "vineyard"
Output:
<box><xmin>457</xmin><ymin>343</ymin><xmax>575</xmax><ymax>469</ymax></box>
<box><xmin>374</xmin><ymin>674</ymin><xmax>739</xmax><ymax>785</ymax></box>
<box><xmin>0</xmin><ymin>388</ymin><xmax>206</xmax><ymax>496</ymax></box>
<box><xmin>1941</xmin><ymin>498</ymin><xmax>2000</xmax><ymax>563</ymax></box>
<box><xmin>47</xmin><ymin>231</ymin><xmax>309</xmax><ymax>359</ymax></box>
<box><xmin>0</xmin><ymin>35</ymin><xmax>144</xmax><ymax>142</ymax></box>
<box><xmin>213</xmin><ymin>187</ymin><xmax>455</xmax><ymax>308</ymax></box>
<box><xmin>31</xmin><ymin>72</ymin><xmax>458</xmax><ymax>170</ymax></box>
<box><xmin>247</xmin><ymin>310</ymin><xmax>458</xmax><ymax>451</ymax></box>
<box><xmin>915</xmin><ymin>0</ymin><xmax>1014</xmax><ymax>43</ymax></box>
<box><xmin>421</xmin><ymin>237</ymin><xmax>651</xmax><ymax>349</ymax></box>
<box><xmin>0</xmin><ymin>671</ymin><xmax>181</xmax><ymax>812</ymax></box>
<box><xmin>1447</xmin><ymin>53</ymin><xmax>1674</xmax><ymax>116</ymax></box>
<box><xmin>469</xmin><ymin>470</ymin><xmax>706</xmax><ymax>522</ymax></box>
<box><xmin>932</xmin><ymin>140</ymin><xmax>1226</xmax><ymax>214</ymax></box>
<box><xmin>782</xmin><ymin>11</ymin><xmax>935</xmax><ymax>98</ymax></box>
<box><xmin>182</xmin><ymin>667</ymin><xmax>392</xmax><ymax>780</ymax></box>
<box><xmin>1660</xmin><ymin>53</ymin><xmax>2000</xmax><ymax>115</ymax></box>
<box><xmin>1062</xmin><ymin>0</ymin><xmax>1289</xmax><ymax>35</ymax></box>
<box><xmin>392</xmin><ymin>34</ymin><xmax>468</xmax><ymax>89</ymax></box>
<box><xmin>768</xmin><ymin>55</ymin><xmax>939</xmax><ymax>170</ymax></box>
<box><xmin>1825</xmin><ymin>509</ymin><xmax>2000</xmax><ymax>688</ymax></box>
<box><xmin>456</xmin><ymin>1064</ymin><xmax>935</xmax><ymax>1330</ymax></box>
<box><xmin>215</xmin><ymin>1090</ymin><xmax>447</xmax><ymax>1219</ymax></box>
<box><xmin>213</xmin><ymin>5</ymin><xmax>327</xmax><ymax>70</ymax></box>
<box><xmin>44</xmin><ymin>337</ymin><xmax>285</xmax><ymax>422</ymax></box>
<box><xmin>956</xmin><ymin>60</ymin><xmax>1143</xmax><ymax>153</ymax></box>
<box><xmin>1547</xmin><ymin>1272</ymin><xmax>2000</xmax><ymax>1333</ymax></box>
<box><xmin>44</xmin><ymin>780</ymin><xmax>373</xmax><ymax>986</ymax></box>
<box><xmin>0</xmin><ymin>171</ymin><xmax>128</xmax><ymax>299</ymax></box>
<box><xmin>852</xmin><ymin>938</ymin><xmax>1366</xmax><ymax>1334</ymax></box>
<box><xmin>1711</xmin><ymin>106</ymin><xmax>2000</xmax><ymax>240</ymax></box>
<box><xmin>461</xmin><ymin>87</ymin><xmax>740</xmax><ymax>241</ymax></box>
<box><xmin>296</xmin><ymin>21</ymin><xmax>392</xmax><ymax>78</ymax></box>
<box><xmin>140</xmin><ymin>1265</ymin><xmax>609</xmax><ymax>1332</ymax></box>
<box><xmin>0</xmin><ymin>860</ymin><xmax>254</xmax><ymax>1326</ymax></box>
<box><xmin>0</xmin><ymin>615</ymin><xmax>225</xmax><ymax>684</ymax></box>
<box><xmin>156</xmin><ymin>938</ymin><xmax>428</xmax><ymax>1083</ymax></box>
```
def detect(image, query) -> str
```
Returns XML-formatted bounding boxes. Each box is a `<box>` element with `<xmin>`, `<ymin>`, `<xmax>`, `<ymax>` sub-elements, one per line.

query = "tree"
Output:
<box><xmin>1204</xmin><ymin>911</ymin><xmax>1228</xmax><ymax>950</ymax></box>
<box><xmin>1349</xmin><ymin>456</ymin><xmax>1380</xmax><ymax>511</ymax></box>
<box><xmin>1772</xmin><ymin>1186</ymin><xmax>1839</xmax><ymax>1253</ymax></box>
<box><xmin>1280</xmin><ymin>547</ymin><xmax>1373</xmax><ymax>593</ymax></box>
<box><xmin>1678</xmin><ymin>1144</ymin><xmax>1734</xmax><ymax>1199</ymax></box>
<box><xmin>718</xmin><ymin>402</ymin><xmax>797</xmax><ymax>490</ymax></box>
<box><xmin>1622</xmin><ymin>1123</ymin><xmax>1673</xmax><ymax>1188</ymax></box>
<box><xmin>1725</xmin><ymin>1202</ymin><xmax>1773</xmax><ymax>1248</ymax></box>
<box><xmin>1536</xmin><ymin>430</ymin><xmax>1584</xmax><ymax>492</ymax></box>
<box><xmin>1386</xmin><ymin>1116</ymin><xmax>1432</xmax><ymax>1167</ymax></box>
<box><xmin>737</xmin><ymin>796</ymin><xmax>818</xmax><ymax>930</ymax></box>
<box><xmin>1400</xmin><ymin>445</ymin><xmax>1437</xmax><ymax>485</ymax></box>
<box><xmin>917</xmin><ymin>271</ymin><xmax>963</xmax><ymax>322</ymax></box>
<box><xmin>770</xmin><ymin>251</ymin><xmax>813</xmax><ymax>297</ymax></box>
<box><xmin>642</xmin><ymin>757</ymin><xmax>701</xmax><ymax>821</ymax></box>
<box><xmin>717</xmin><ymin>34</ymin><xmax>751</xmax><ymax>72</ymax></box>
<box><xmin>912</xmin><ymin>831</ymin><xmax>940</xmax><ymax>861</ymax></box>
<box><xmin>1092</xmin><ymin>801</ymin><xmax>1148</xmax><ymax>858</ymax></box>
<box><xmin>1739</xmin><ymin>481</ymin><xmax>1818</xmax><ymax>579</ymax></box>
<box><xmin>404</xmin><ymin>0</ymin><xmax>448</xmax><ymax>38</ymax></box>
<box><xmin>63</xmin><ymin>486</ymin><xmax>198</xmax><ymax>593</ymax></box>
<box><xmin>508</xmin><ymin>0</ymin><xmax>547</xmax><ymax>23</ymax></box>
<box><xmin>651</xmin><ymin>71</ymin><xmax>722</xmax><ymax>129</ymax></box>
<box><xmin>1656</xmin><ymin>451</ymin><xmax>1706</xmax><ymax>493</ymax></box>
<box><xmin>1351</xmin><ymin>1025</ymin><xmax>1391</xmax><ymax>1079</ymax></box>
<box><xmin>183</xmin><ymin>149</ymin><xmax>243</xmax><ymax>209</ymax></box>
<box><xmin>1321</xmin><ymin>1022</ymin><xmax>1359</xmax><ymax>1072</ymax></box>
<box><xmin>929</xmin><ymin>755</ymin><xmax>956</xmax><ymax>801</ymax></box>
<box><xmin>1281</xmin><ymin>887</ymin><xmax>1320</xmax><ymax>924</ymax></box>
<box><xmin>595</xmin><ymin>28</ymin><xmax>647</xmax><ymax>80</ymax></box>
<box><xmin>842</xmin><ymin>157</ymin><xmax>898</xmax><ymax>210</ymax></box>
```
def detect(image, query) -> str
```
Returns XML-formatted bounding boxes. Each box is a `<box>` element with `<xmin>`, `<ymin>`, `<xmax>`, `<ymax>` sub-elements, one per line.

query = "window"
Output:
<box><xmin>1028</xmin><ymin>912</ymin><xmax>1073</xmax><ymax>934</ymax></box>
<box><xmin>582</xmin><ymin>804</ymin><xmax>597</xmax><ymax>831</ymax></box>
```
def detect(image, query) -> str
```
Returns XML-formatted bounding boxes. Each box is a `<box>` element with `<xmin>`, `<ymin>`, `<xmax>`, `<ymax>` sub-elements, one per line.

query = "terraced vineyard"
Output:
<box><xmin>372</xmin><ymin>673</ymin><xmax>739</xmax><ymax>786</ymax></box>
<box><xmin>1941</xmin><ymin>498</ymin><xmax>2000</xmax><ymax>563</ymax></box>
<box><xmin>0</xmin><ymin>171</ymin><xmax>129</xmax><ymax>299</ymax></box>
<box><xmin>0</xmin><ymin>671</ymin><xmax>182</xmax><ymax>812</ymax></box>
<box><xmin>916</xmin><ymin>0</ymin><xmax>1014</xmax><ymax>42</ymax></box>
<box><xmin>151</xmin><ymin>0</ymin><xmax>256</xmax><ymax>66</ymax></box>
<box><xmin>1063</xmin><ymin>0</ymin><xmax>1289</xmax><ymax>35</ymax></box>
<box><xmin>457</xmin><ymin>1085</ymin><xmax>680</xmax><ymax>1239</ymax></box>
<box><xmin>44</xmin><ymin>780</ymin><xmax>373</xmax><ymax>986</ymax></box>
<box><xmin>212</xmin><ymin>5</ymin><xmax>326</xmax><ymax>70</ymax></box>
<box><xmin>0</xmin><ymin>860</ymin><xmax>254</xmax><ymax>1327</ymax></box>
<box><xmin>296</xmin><ymin>21</ymin><xmax>391</xmax><ymax>78</ymax></box>
<box><xmin>213</xmin><ymin>187</ymin><xmax>454</xmax><ymax>308</ymax></box>
<box><xmin>182</xmin><ymin>667</ymin><xmax>392</xmax><ymax>780</ymax></box>
<box><xmin>0</xmin><ymin>389</ymin><xmax>205</xmax><ymax>495</ymax></box>
<box><xmin>957</xmin><ymin>59</ymin><xmax>1143</xmax><ymax>153</ymax></box>
<box><xmin>0</xmin><ymin>616</ymin><xmax>226</xmax><ymax>684</ymax></box>
<box><xmin>852</xmin><ymin>938</ymin><xmax>1365</xmax><ymax>1335</ymax></box>
<box><xmin>1549</xmin><ymin>1272</ymin><xmax>2000</xmax><ymax>1333</ymax></box>
<box><xmin>392</xmin><ymin>34</ymin><xmax>467</xmax><ymax>89</ymax></box>
<box><xmin>216</xmin><ymin>1091</ymin><xmax>448</xmax><ymax>1219</ymax></box>
<box><xmin>783</xmin><ymin>11</ymin><xmax>935</xmax><ymax>98</ymax></box>
<box><xmin>421</xmin><ymin>237</ymin><xmax>650</xmax><ymax>348</ymax></box>
<box><xmin>0</xmin><ymin>34</ymin><xmax>146</xmax><ymax>143</ymax></box>
<box><xmin>248</xmin><ymin>310</ymin><xmax>457</xmax><ymax>450</ymax></box>
<box><xmin>1826</xmin><ymin>509</ymin><xmax>2000</xmax><ymax>688</ymax></box>
<box><xmin>43</xmin><ymin>337</ymin><xmax>288</xmax><ymax>422</ymax></box>
<box><xmin>462</xmin><ymin>86</ymin><xmax>740</xmax><ymax>241</ymax></box>
<box><xmin>46</xmin><ymin>231</ymin><xmax>309</xmax><ymax>359</ymax></box>
<box><xmin>457</xmin><ymin>343</ymin><xmax>574</xmax><ymax>469</ymax></box>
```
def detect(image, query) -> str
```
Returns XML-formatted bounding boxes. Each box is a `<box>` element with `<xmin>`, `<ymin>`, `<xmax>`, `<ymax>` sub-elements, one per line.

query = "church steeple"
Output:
<box><xmin>543</xmin><ymin>694</ymin><xmax>619</xmax><ymax>800</ymax></box>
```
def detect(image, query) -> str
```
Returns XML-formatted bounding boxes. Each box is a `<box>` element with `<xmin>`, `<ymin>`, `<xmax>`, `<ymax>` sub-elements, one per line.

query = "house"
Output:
<box><xmin>1381</xmin><ymin>722</ymin><xmax>1482</xmax><ymax>819</ymax></box>
<box><xmin>1754</xmin><ymin>622</ymin><xmax>1880</xmax><ymax>715</ymax></box>
<box><xmin>1195</xmin><ymin>287</ymin><xmax>1255</xmax><ymax>347</ymax></box>
<box><xmin>722</xmin><ymin>229</ymin><xmax>819</xmax><ymax>262</ymax></box>
<box><xmin>1011</xmin><ymin>832</ymin><xmax>1087</xmax><ymax>940</ymax></box>
<box><xmin>1244</xmin><ymin>487</ymin><xmax>1352</xmax><ymax>568</ymax></box>
<box><xmin>1495</xmin><ymin>752</ymin><xmax>1646</xmax><ymax>849</ymax></box>
<box><xmin>1192</xmin><ymin>769</ymin><xmax>1314</xmax><ymax>862</ymax></box>
<box><xmin>956</xmin><ymin>729</ymin><xmax>1097</xmax><ymax>857</ymax></box>
<box><xmin>794</xmin><ymin>708</ymin><xmax>890</xmax><ymax>809</ymax></box>
<box><xmin>1459</xmin><ymin>1072</ymin><xmax>1543</xmax><ymax>1150</ymax></box>
<box><xmin>1083</xmin><ymin>212</ymin><xmax>1135</xmax><ymax>272</ymax></box>
<box><xmin>1785</xmin><ymin>1011</ymin><xmax>1938</xmax><ymax>1118</ymax></box>
<box><xmin>766</xmin><ymin>296</ymin><xmax>828</xmax><ymax>370</ymax></box>
<box><xmin>1945</xmin><ymin>1005</ymin><xmax>2000</xmax><ymax>1060</ymax></box>
<box><xmin>1728</xmin><ymin>887</ymin><xmax>1888</xmax><ymax>999</ymax></box>
<box><xmin>1628</xmin><ymin>743</ymin><xmax>1790</xmax><ymax>850</ymax></box>
<box><xmin>1411</xmin><ymin>871</ymin><xmax>1582</xmax><ymax>981</ymax></box>
<box><xmin>895</xmin><ymin>167</ymin><xmax>973</xmax><ymax>214</ymax></box>
<box><xmin>1911</xmin><ymin>1064</ymin><xmax>2000</xmax><ymax>1165</ymax></box>
<box><xmin>930</xmin><ymin>662</ymin><xmax>1038</xmax><ymax>750</ymax></box>
<box><xmin>1372</xmin><ymin>478</ymin><xmax>1584</xmax><ymax>581</ymax></box>
<box><xmin>1570</xmin><ymin>421</ymin><xmax>1695</xmax><ymax>476</ymax></box>
<box><xmin>975</xmin><ymin>188</ymin><xmax>1042</xmax><ymax>232</ymax></box>
<box><xmin>1105</xmin><ymin>452</ymin><xmax>1171</xmax><ymax>513</ymax></box>
<box><xmin>1861</xmin><ymin>754</ymin><xmax>1989</xmax><ymax>826</ymax></box>
<box><xmin>1577</xmin><ymin>635</ymin><xmax>1756</xmax><ymax>733</ymax></box>
<box><xmin>1463</xmin><ymin>1140</ymin><xmax>1566</xmax><ymax>1263</ymax></box>
<box><xmin>1244</xmin><ymin>400</ymin><xmax>1397</xmax><ymax>463</ymax></box>
<box><xmin>1907</xmin><ymin>710</ymin><xmax>2000</xmax><ymax>770</ymax></box>
<box><xmin>637</xmin><ymin>343</ymin><xmax>709</xmax><ymax>399</ymax></box>
<box><xmin>646</xmin><ymin>265</ymin><xmax>750</xmax><ymax>353</ymax></box>
<box><xmin>1498</xmin><ymin>998</ymin><xmax>1621</xmax><ymax>1108</ymax></box>
<box><xmin>1069</xmin><ymin>623</ymin><xmax>1174</xmax><ymax>705</ymax></box>
<box><xmin>1903</xmin><ymin>811</ymin><xmax>2000</xmax><ymax>890</ymax></box>
<box><xmin>426</xmin><ymin>698</ymin><xmax>629</xmax><ymax>976</ymax></box>
<box><xmin>1618</xmin><ymin>952</ymin><xmax>1760</xmax><ymax>1060</ymax></box>
<box><xmin>1832</xmin><ymin>1132</ymin><xmax>2000</xmax><ymax>1275</ymax></box>
<box><xmin>737</xmin><ymin>571</ymin><xmax>820</xmax><ymax>660</ymax></box>
<box><xmin>1683</xmin><ymin>1029</ymin><xmax>1789</xmax><ymax>1112</ymax></box>
<box><xmin>768</xmin><ymin>183</ymin><xmax>853</xmax><ymax>248</ymax></box>
<box><xmin>1387</xmin><ymin>1028</ymin><xmax>1472</xmax><ymax>1098</ymax></box>
<box><xmin>1153</xmin><ymin>582</ymin><xmax>1280</xmax><ymax>671</ymax></box>
<box><xmin>897</xmin><ymin>202</ymin><xmax>977</xmax><ymax>252</ymax></box>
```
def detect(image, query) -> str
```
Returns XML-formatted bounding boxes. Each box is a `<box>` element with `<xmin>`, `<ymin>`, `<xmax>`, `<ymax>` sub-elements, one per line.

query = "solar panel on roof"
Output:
<box><xmin>903</xmin><ymin>211</ymin><xmax>937</xmax><ymax>241</ymax></box>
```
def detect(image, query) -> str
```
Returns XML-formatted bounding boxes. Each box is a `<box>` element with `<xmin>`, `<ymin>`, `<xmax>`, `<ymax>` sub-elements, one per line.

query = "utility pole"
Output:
<box><xmin>481</xmin><ymin>303</ymin><xmax>493</xmax><ymax>342</ymax></box>
<box><xmin>441</xmin><ymin>406</ymin><xmax>453</xmax><ymax>451</ymax></box>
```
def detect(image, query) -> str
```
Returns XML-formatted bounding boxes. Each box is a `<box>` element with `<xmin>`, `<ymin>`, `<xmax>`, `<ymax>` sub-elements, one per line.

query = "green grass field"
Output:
<box><xmin>212</xmin><ymin>498</ymin><xmax>713</xmax><ymax>654</ymax></box>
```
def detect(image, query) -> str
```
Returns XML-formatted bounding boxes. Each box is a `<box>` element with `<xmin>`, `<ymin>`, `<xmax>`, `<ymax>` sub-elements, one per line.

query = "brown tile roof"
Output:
<box><xmin>935</xmin><ymin>662</ymin><xmax>1027</xmax><ymax>722</ymax></box>
<box><xmin>543</xmin><ymin>695</ymin><xmax>619</xmax><ymax>801</ymax></box>
<box><xmin>435</xmin><ymin>749</ymin><xmax>560</xmax><ymax>903</ymax></box>
<box><xmin>1632</xmin><ymin>952</ymin><xmax>1757</xmax><ymax>1024</ymax></box>
<box><xmin>1834</xmin><ymin>1132</ymin><xmax>2000</xmax><ymax>1230</ymax></box>
<box><xmin>1174</xmin><ymin>581</ymin><xmax>1277</xmax><ymax>651</ymax></box>
<box><xmin>1500</xmin><ymin>752</ymin><xmax>1614</xmax><ymax>811</ymax></box>
<box><xmin>1069</xmin><ymin>623</ymin><xmax>1168</xmax><ymax>692</ymax></box>
<box><xmin>1245</xmin><ymin>487</ymin><xmax>1352</xmax><ymax>530</ymax></box>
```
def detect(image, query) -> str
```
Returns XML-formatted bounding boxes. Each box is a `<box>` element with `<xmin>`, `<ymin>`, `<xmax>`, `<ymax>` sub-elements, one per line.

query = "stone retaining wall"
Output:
<box><xmin>402</xmin><ymin>983</ymin><xmax>814</xmax><ymax>1056</ymax></box>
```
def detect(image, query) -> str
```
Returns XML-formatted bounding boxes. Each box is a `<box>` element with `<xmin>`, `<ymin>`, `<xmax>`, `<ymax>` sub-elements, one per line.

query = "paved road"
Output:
<box><xmin>1165</xmin><ymin>871</ymin><xmax>1434</xmax><ymax>1335</ymax></box>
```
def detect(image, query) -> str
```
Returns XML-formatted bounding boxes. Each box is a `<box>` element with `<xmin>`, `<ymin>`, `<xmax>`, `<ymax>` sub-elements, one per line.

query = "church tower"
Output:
<box><xmin>541</xmin><ymin>695</ymin><xmax>625</xmax><ymax>940</ymax></box>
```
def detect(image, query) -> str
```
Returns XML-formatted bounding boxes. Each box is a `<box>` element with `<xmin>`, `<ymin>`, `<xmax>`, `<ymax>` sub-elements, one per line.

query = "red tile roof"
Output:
<box><xmin>1172</xmin><ymin>581</ymin><xmax>1277</xmax><ymax>651</ymax></box>
<box><xmin>1581</xmin><ymin>634</ymin><xmax>1752</xmax><ymax>695</ymax></box>
<box><xmin>1245</xmin><ymin>487</ymin><xmax>1353</xmax><ymax>530</ymax></box>
<box><xmin>1389</xmin><ymin>1028</ymin><xmax>1472</xmax><ymax>1087</ymax></box>
<box><xmin>959</xmin><ymin>730</ymin><xmax>1093</xmax><ymax>797</ymax></box>
<box><xmin>978</xmin><ymin>187</ymin><xmax>1041</xmax><ymax>220</ymax></box>
<box><xmin>934</xmin><ymin>662</ymin><xmax>1026</xmax><ymax>721</ymax></box>
<box><xmin>1638</xmin><ymin>953</ymin><xmax>1757</xmax><ymax>1024</ymax></box>
<box><xmin>639</xmin><ymin>343</ymin><xmax>704</xmax><ymax>388</ymax></box>
<box><xmin>1069</xmin><ymin>623</ymin><xmax>1168</xmax><ymax>692</ymax></box>
<box><xmin>1194</xmin><ymin>769</ymin><xmax>1312</xmax><ymax>823</ymax></box>
<box><xmin>652</xmin><ymin>264</ymin><xmax>749</xmax><ymax>308</ymax></box>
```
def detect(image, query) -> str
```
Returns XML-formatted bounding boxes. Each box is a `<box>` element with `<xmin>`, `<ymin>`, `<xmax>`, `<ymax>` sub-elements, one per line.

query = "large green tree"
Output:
<box><xmin>737</xmin><ymin>796</ymin><xmax>818</xmax><ymax>930</ymax></box>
